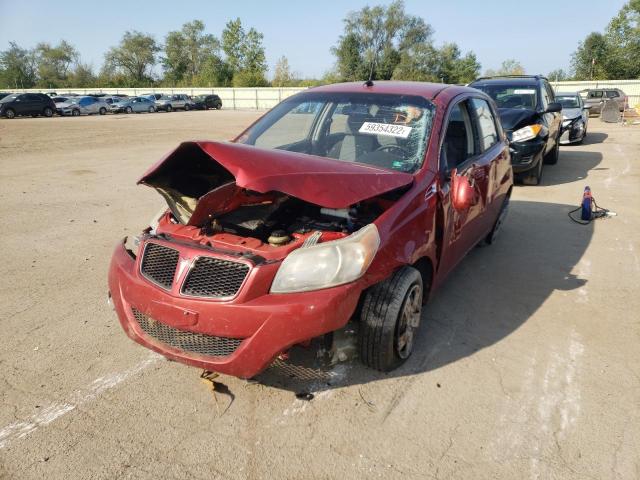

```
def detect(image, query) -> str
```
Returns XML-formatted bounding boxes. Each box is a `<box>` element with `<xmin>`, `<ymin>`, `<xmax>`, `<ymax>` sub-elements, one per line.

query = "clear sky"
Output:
<box><xmin>0</xmin><ymin>0</ymin><xmax>629</xmax><ymax>79</ymax></box>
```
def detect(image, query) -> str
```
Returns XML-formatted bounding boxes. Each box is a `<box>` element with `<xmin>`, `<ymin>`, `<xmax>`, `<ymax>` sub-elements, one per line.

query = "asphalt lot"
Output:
<box><xmin>0</xmin><ymin>111</ymin><xmax>639</xmax><ymax>479</ymax></box>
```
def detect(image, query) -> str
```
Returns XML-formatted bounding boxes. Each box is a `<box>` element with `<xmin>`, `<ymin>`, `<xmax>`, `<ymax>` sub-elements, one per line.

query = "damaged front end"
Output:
<box><xmin>109</xmin><ymin>141</ymin><xmax>411</xmax><ymax>378</ymax></box>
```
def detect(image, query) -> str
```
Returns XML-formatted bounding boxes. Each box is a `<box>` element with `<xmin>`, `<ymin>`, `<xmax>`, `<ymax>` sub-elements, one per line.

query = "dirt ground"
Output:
<box><xmin>0</xmin><ymin>110</ymin><xmax>639</xmax><ymax>479</ymax></box>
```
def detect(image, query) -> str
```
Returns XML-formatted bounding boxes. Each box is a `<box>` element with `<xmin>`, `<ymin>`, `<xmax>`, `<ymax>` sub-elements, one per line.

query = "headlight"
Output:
<box><xmin>270</xmin><ymin>224</ymin><xmax>380</xmax><ymax>293</ymax></box>
<box><xmin>562</xmin><ymin>119</ymin><xmax>572</xmax><ymax>128</ymax></box>
<box><xmin>123</xmin><ymin>235</ymin><xmax>141</xmax><ymax>257</ymax></box>
<box><xmin>511</xmin><ymin>124</ymin><xmax>543</xmax><ymax>142</ymax></box>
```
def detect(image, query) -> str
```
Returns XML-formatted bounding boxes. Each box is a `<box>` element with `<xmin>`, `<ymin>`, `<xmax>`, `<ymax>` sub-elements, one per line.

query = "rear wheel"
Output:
<box><xmin>216</xmin><ymin>104</ymin><xmax>222</xmax><ymax>110</ymax></box>
<box><xmin>184</xmin><ymin>104</ymin><xmax>190</xmax><ymax>111</ymax></box>
<box><xmin>359</xmin><ymin>266</ymin><xmax>423</xmax><ymax>371</ymax></box>
<box><xmin>148</xmin><ymin>106</ymin><xmax>155</xmax><ymax>113</ymax></box>
<box><xmin>521</xmin><ymin>157</ymin><xmax>543</xmax><ymax>186</ymax></box>
<box><xmin>43</xmin><ymin>107</ymin><xmax>53</xmax><ymax>117</ymax></box>
<box><xmin>4</xmin><ymin>108</ymin><xmax>16</xmax><ymax>119</ymax></box>
<box><xmin>99</xmin><ymin>107</ymin><xmax>107</xmax><ymax>115</ymax></box>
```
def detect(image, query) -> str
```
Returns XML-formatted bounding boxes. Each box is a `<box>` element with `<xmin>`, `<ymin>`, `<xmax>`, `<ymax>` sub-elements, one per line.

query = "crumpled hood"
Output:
<box><xmin>497</xmin><ymin>108</ymin><xmax>541</xmax><ymax>131</ymax></box>
<box><xmin>562</xmin><ymin>108</ymin><xmax>582</xmax><ymax>120</ymax></box>
<box><xmin>138</xmin><ymin>141</ymin><xmax>413</xmax><ymax>210</ymax></box>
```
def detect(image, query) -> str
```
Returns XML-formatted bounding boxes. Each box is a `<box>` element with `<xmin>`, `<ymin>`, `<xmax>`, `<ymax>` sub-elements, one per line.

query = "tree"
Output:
<box><xmin>484</xmin><ymin>59</ymin><xmax>525</xmax><ymax>77</ymax></box>
<box><xmin>222</xmin><ymin>18</ymin><xmax>245</xmax><ymax>73</ymax></box>
<box><xmin>571</xmin><ymin>32</ymin><xmax>610</xmax><ymax>80</ymax></box>
<box><xmin>272</xmin><ymin>56</ymin><xmax>295</xmax><ymax>86</ymax></box>
<box><xmin>104</xmin><ymin>31</ymin><xmax>160</xmax><ymax>85</ymax></box>
<box><xmin>221</xmin><ymin>18</ymin><xmax>268</xmax><ymax>86</ymax></box>
<box><xmin>547</xmin><ymin>69</ymin><xmax>570</xmax><ymax>81</ymax></box>
<box><xmin>68</xmin><ymin>63</ymin><xmax>96</xmax><ymax>87</ymax></box>
<box><xmin>35</xmin><ymin>40</ymin><xmax>78</xmax><ymax>87</ymax></box>
<box><xmin>163</xmin><ymin>20</ymin><xmax>223</xmax><ymax>85</ymax></box>
<box><xmin>332</xmin><ymin>1</ymin><xmax>434</xmax><ymax>81</ymax></box>
<box><xmin>0</xmin><ymin>42</ymin><xmax>37</xmax><ymax>88</ymax></box>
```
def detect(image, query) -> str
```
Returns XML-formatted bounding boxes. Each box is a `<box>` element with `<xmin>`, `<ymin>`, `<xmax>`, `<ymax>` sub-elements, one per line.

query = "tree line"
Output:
<box><xmin>1</xmin><ymin>0</ymin><xmax>638</xmax><ymax>90</ymax></box>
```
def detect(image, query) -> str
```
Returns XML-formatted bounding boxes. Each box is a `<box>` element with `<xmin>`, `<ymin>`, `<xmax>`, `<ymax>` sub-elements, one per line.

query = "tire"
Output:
<box><xmin>359</xmin><ymin>266</ymin><xmax>423</xmax><ymax>372</ymax></box>
<box><xmin>148</xmin><ymin>106</ymin><xmax>155</xmax><ymax>113</ymax></box>
<box><xmin>166</xmin><ymin>105</ymin><xmax>172</xmax><ymax>112</ymax></box>
<box><xmin>72</xmin><ymin>109</ymin><xmax>80</xmax><ymax>117</ymax></box>
<box><xmin>521</xmin><ymin>157</ymin><xmax>543</xmax><ymax>186</ymax></box>
<box><xmin>184</xmin><ymin>104</ymin><xmax>190</xmax><ymax>111</ymax></box>
<box><xmin>4</xmin><ymin>108</ymin><xmax>16</xmax><ymax>119</ymax></box>
<box><xmin>484</xmin><ymin>193</ymin><xmax>510</xmax><ymax>245</ymax></box>
<box><xmin>99</xmin><ymin>107</ymin><xmax>107</xmax><ymax>115</ymax></box>
<box><xmin>216</xmin><ymin>104</ymin><xmax>222</xmax><ymax>110</ymax></box>
<box><xmin>43</xmin><ymin>107</ymin><xmax>53</xmax><ymax>117</ymax></box>
<box><xmin>125</xmin><ymin>106</ymin><xmax>132</xmax><ymax>114</ymax></box>
<box><xmin>544</xmin><ymin>137</ymin><xmax>559</xmax><ymax>165</ymax></box>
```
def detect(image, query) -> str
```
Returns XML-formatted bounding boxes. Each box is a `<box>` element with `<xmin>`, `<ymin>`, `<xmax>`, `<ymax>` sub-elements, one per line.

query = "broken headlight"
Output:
<box><xmin>123</xmin><ymin>235</ymin><xmax>141</xmax><ymax>258</ymax></box>
<box><xmin>270</xmin><ymin>224</ymin><xmax>380</xmax><ymax>293</ymax></box>
<box><xmin>511</xmin><ymin>124</ymin><xmax>543</xmax><ymax>142</ymax></box>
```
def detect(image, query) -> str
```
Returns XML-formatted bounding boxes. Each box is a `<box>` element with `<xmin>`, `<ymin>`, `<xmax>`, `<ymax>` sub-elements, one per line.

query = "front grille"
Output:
<box><xmin>132</xmin><ymin>308</ymin><xmax>242</xmax><ymax>357</ymax></box>
<box><xmin>140</xmin><ymin>242</ymin><xmax>179</xmax><ymax>289</ymax></box>
<box><xmin>181</xmin><ymin>257</ymin><xmax>249</xmax><ymax>298</ymax></box>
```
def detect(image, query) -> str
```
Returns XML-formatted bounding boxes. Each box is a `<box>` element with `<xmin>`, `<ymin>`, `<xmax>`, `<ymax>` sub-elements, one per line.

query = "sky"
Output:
<box><xmin>0</xmin><ymin>0</ymin><xmax>629</xmax><ymax>79</ymax></box>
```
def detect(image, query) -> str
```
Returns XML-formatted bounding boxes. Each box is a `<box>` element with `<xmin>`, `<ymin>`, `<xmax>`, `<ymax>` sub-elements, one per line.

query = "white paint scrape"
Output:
<box><xmin>0</xmin><ymin>353</ymin><xmax>161</xmax><ymax>449</ymax></box>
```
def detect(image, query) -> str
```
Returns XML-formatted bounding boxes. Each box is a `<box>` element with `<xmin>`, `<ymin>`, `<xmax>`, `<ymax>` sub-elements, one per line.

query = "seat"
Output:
<box><xmin>444</xmin><ymin>121</ymin><xmax>468</xmax><ymax>169</ymax></box>
<box><xmin>328</xmin><ymin>111</ymin><xmax>377</xmax><ymax>161</ymax></box>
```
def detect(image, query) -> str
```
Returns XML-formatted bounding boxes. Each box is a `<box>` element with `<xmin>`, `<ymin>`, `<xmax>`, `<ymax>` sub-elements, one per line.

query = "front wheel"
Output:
<box><xmin>125</xmin><ymin>106</ymin><xmax>132</xmax><ymax>114</ymax></box>
<box><xmin>4</xmin><ymin>108</ymin><xmax>16</xmax><ymax>119</ymax></box>
<box><xmin>359</xmin><ymin>266</ymin><xmax>423</xmax><ymax>372</ymax></box>
<box><xmin>521</xmin><ymin>157</ymin><xmax>543</xmax><ymax>186</ymax></box>
<box><xmin>216</xmin><ymin>104</ymin><xmax>222</xmax><ymax>110</ymax></box>
<box><xmin>72</xmin><ymin>109</ymin><xmax>80</xmax><ymax>117</ymax></box>
<box><xmin>148</xmin><ymin>106</ymin><xmax>155</xmax><ymax>113</ymax></box>
<box><xmin>99</xmin><ymin>107</ymin><xmax>107</xmax><ymax>115</ymax></box>
<box><xmin>166</xmin><ymin>105</ymin><xmax>172</xmax><ymax>112</ymax></box>
<box><xmin>184</xmin><ymin>104</ymin><xmax>190</xmax><ymax>111</ymax></box>
<box><xmin>544</xmin><ymin>138</ymin><xmax>559</xmax><ymax>165</ymax></box>
<box><xmin>43</xmin><ymin>107</ymin><xmax>53</xmax><ymax>117</ymax></box>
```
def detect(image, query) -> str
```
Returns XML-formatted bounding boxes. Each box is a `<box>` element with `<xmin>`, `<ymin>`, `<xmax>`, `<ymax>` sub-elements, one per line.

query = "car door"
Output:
<box><xmin>540</xmin><ymin>81</ymin><xmax>560</xmax><ymax>150</ymax></box>
<box><xmin>586</xmin><ymin>90</ymin><xmax>604</xmax><ymax>112</ymax></box>
<box><xmin>22</xmin><ymin>94</ymin><xmax>40</xmax><ymax>114</ymax></box>
<box><xmin>436</xmin><ymin>97</ymin><xmax>491</xmax><ymax>278</ymax></box>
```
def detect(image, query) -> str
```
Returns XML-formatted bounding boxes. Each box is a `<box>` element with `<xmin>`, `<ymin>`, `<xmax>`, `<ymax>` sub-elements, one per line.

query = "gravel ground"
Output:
<box><xmin>0</xmin><ymin>111</ymin><xmax>638</xmax><ymax>479</ymax></box>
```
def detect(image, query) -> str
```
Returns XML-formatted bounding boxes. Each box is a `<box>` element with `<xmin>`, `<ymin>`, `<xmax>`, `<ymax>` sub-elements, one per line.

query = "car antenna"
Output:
<box><xmin>364</xmin><ymin>56</ymin><xmax>376</xmax><ymax>87</ymax></box>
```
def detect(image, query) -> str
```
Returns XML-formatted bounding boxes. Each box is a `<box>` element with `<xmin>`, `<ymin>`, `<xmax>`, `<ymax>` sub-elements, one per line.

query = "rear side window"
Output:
<box><xmin>469</xmin><ymin>98</ymin><xmax>498</xmax><ymax>151</ymax></box>
<box><xmin>588</xmin><ymin>90</ymin><xmax>603</xmax><ymax>99</ymax></box>
<box><xmin>606</xmin><ymin>90</ymin><xmax>619</xmax><ymax>98</ymax></box>
<box><xmin>442</xmin><ymin>101</ymin><xmax>477</xmax><ymax>170</ymax></box>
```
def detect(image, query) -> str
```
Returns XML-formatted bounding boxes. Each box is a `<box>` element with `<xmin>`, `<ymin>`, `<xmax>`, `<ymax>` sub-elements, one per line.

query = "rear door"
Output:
<box><xmin>542</xmin><ymin>80</ymin><xmax>561</xmax><ymax>149</ymax></box>
<box><xmin>22</xmin><ymin>94</ymin><xmax>40</xmax><ymax>114</ymax></box>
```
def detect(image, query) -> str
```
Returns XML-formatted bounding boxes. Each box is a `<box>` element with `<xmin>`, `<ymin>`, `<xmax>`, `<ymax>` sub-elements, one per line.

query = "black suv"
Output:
<box><xmin>0</xmin><ymin>93</ymin><xmax>57</xmax><ymax>119</ymax></box>
<box><xmin>468</xmin><ymin>75</ymin><xmax>562</xmax><ymax>185</ymax></box>
<box><xmin>192</xmin><ymin>94</ymin><xmax>222</xmax><ymax>110</ymax></box>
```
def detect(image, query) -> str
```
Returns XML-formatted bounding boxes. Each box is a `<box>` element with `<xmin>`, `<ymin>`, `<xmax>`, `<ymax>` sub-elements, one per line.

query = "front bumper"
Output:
<box><xmin>508</xmin><ymin>137</ymin><xmax>546</xmax><ymax>174</ymax></box>
<box><xmin>108</xmin><ymin>239</ymin><xmax>363</xmax><ymax>378</ymax></box>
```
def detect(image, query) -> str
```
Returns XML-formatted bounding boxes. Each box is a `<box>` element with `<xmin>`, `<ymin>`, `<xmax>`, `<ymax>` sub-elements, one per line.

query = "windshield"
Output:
<box><xmin>473</xmin><ymin>84</ymin><xmax>538</xmax><ymax>110</ymax></box>
<box><xmin>556</xmin><ymin>95</ymin><xmax>580</xmax><ymax>108</ymax></box>
<box><xmin>237</xmin><ymin>92</ymin><xmax>435</xmax><ymax>173</ymax></box>
<box><xmin>0</xmin><ymin>94</ymin><xmax>19</xmax><ymax>103</ymax></box>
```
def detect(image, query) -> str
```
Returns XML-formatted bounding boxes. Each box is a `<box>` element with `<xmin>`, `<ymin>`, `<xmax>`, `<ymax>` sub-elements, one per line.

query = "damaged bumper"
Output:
<box><xmin>508</xmin><ymin>138</ymin><xmax>546</xmax><ymax>174</ymax></box>
<box><xmin>108</xmin><ymin>238</ymin><xmax>363</xmax><ymax>378</ymax></box>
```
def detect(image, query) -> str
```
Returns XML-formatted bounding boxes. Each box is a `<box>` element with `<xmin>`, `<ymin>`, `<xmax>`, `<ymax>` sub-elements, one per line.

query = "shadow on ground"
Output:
<box><xmin>540</xmin><ymin>148</ymin><xmax>604</xmax><ymax>186</ymax></box>
<box><xmin>254</xmin><ymin>199</ymin><xmax>593</xmax><ymax>394</ymax></box>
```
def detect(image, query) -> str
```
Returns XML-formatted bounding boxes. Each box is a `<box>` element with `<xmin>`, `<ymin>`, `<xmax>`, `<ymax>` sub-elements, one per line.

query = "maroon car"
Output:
<box><xmin>108</xmin><ymin>81</ymin><xmax>513</xmax><ymax>378</ymax></box>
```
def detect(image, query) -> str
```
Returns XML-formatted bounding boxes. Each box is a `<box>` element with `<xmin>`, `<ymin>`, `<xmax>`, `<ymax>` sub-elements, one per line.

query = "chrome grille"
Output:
<box><xmin>181</xmin><ymin>257</ymin><xmax>249</xmax><ymax>298</ymax></box>
<box><xmin>140</xmin><ymin>242</ymin><xmax>179</xmax><ymax>289</ymax></box>
<box><xmin>131</xmin><ymin>308</ymin><xmax>242</xmax><ymax>357</ymax></box>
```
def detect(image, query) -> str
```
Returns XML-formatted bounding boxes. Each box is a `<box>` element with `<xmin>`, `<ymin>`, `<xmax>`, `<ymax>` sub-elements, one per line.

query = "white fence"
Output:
<box><xmin>13</xmin><ymin>87</ymin><xmax>309</xmax><ymax>110</ymax></box>
<box><xmin>551</xmin><ymin>79</ymin><xmax>640</xmax><ymax>108</ymax></box>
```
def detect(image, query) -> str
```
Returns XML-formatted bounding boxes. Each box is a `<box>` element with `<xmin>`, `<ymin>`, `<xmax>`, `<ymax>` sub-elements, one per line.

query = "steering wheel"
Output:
<box><xmin>374</xmin><ymin>144</ymin><xmax>409</xmax><ymax>157</ymax></box>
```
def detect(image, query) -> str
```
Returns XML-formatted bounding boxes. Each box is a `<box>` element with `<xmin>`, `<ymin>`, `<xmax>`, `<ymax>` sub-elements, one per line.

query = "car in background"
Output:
<box><xmin>142</xmin><ymin>93</ymin><xmax>163</xmax><ymax>101</ymax></box>
<box><xmin>108</xmin><ymin>81</ymin><xmax>513</xmax><ymax>379</ymax></box>
<box><xmin>192</xmin><ymin>94</ymin><xmax>222</xmax><ymax>110</ymax></box>
<box><xmin>556</xmin><ymin>92</ymin><xmax>589</xmax><ymax>144</ymax></box>
<box><xmin>58</xmin><ymin>96</ymin><xmax>109</xmax><ymax>116</ymax></box>
<box><xmin>110</xmin><ymin>96</ymin><xmax>157</xmax><ymax>114</ymax></box>
<box><xmin>582</xmin><ymin>88</ymin><xmax>628</xmax><ymax>114</ymax></box>
<box><xmin>155</xmin><ymin>94</ymin><xmax>194</xmax><ymax>112</ymax></box>
<box><xmin>468</xmin><ymin>75</ymin><xmax>562</xmax><ymax>185</ymax></box>
<box><xmin>0</xmin><ymin>93</ymin><xmax>56</xmax><ymax>119</ymax></box>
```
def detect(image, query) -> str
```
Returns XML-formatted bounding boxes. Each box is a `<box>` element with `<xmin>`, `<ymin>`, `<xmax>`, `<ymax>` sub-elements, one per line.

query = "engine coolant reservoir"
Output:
<box><xmin>268</xmin><ymin>230</ymin><xmax>290</xmax><ymax>246</ymax></box>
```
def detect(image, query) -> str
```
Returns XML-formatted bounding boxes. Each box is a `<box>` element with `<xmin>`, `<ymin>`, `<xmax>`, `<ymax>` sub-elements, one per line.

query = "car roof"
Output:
<box><xmin>308</xmin><ymin>81</ymin><xmax>474</xmax><ymax>100</ymax></box>
<box><xmin>555</xmin><ymin>92</ymin><xmax>580</xmax><ymax>96</ymax></box>
<box><xmin>469</xmin><ymin>77</ymin><xmax>540</xmax><ymax>86</ymax></box>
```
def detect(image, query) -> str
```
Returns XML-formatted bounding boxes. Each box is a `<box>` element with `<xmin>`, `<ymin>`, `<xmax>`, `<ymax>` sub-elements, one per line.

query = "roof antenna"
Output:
<box><xmin>364</xmin><ymin>55</ymin><xmax>376</xmax><ymax>87</ymax></box>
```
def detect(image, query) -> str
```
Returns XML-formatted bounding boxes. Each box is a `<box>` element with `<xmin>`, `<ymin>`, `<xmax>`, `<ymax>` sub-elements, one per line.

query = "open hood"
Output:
<box><xmin>138</xmin><ymin>141</ymin><xmax>413</xmax><ymax>223</ymax></box>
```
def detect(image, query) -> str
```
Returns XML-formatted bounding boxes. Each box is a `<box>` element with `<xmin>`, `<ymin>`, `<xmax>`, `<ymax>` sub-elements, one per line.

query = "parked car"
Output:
<box><xmin>0</xmin><ymin>93</ymin><xmax>56</xmax><ymax>119</ymax></box>
<box><xmin>582</xmin><ymin>88</ymin><xmax>628</xmax><ymax>114</ymax></box>
<box><xmin>110</xmin><ymin>96</ymin><xmax>156</xmax><ymax>114</ymax></box>
<box><xmin>155</xmin><ymin>94</ymin><xmax>193</xmax><ymax>112</ymax></box>
<box><xmin>58</xmin><ymin>96</ymin><xmax>109</xmax><ymax>116</ymax></box>
<box><xmin>468</xmin><ymin>75</ymin><xmax>562</xmax><ymax>185</ymax></box>
<box><xmin>192</xmin><ymin>94</ymin><xmax>222</xmax><ymax>110</ymax></box>
<box><xmin>141</xmin><ymin>93</ymin><xmax>163</xmax><ymax>101</ymax></box>
<box><xmin>108</xmin><ymin>81</ymin><xmax>513</xmax><ymax>379</ymax></box>
<box><xmin>556</xmin><ymin>92</ymin><xmax>589</xmax><ymax>144</ymax></box>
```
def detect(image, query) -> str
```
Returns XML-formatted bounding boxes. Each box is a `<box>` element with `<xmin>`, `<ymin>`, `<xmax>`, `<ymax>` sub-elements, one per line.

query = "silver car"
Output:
<box><xmin>58</xmin><ymin>96</ymin><xmax>109</xmax><ymax>116</ymax></box>
<box><xmin>155</xmin><ymin>94</ymin><xmax>194</xmax><ymax>112</ymax></box>
<box><xmin>110</xmin><ymin>96</ymin><xmax>157</xmax><ymax>114</ymax></box>
<box><xmin>582</xmin><ymin>88</ymin><xmax>628</xmax><ymax>114</ymax></box>
<box><xmin>557</xmin><ymin>92</ymin><xmax>589</xmax><ymax>144</ymax></box>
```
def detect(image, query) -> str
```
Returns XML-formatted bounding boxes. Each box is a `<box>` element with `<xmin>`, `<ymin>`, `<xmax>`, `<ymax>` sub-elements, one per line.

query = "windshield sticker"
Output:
<box><xmin>359</xmin><ymin>122</ymin><xmax>412</xmax><ymax>138</ymax></box>
<box><xmin>513</xmin><ymin>89</ymin><xmax>536</xmax><ymax>94</ymax></box>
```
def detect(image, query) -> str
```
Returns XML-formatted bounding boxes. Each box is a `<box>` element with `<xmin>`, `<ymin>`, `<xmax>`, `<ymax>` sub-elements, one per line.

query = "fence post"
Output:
<box><xmin>255</xmin><ymin>89</ymin><xmax>259</xmax><ymax>109</ymax></box>
<box><xmin>232</xmin><ymin>89</ymin><xmax>236</xmax><ymax>110</ymax></box>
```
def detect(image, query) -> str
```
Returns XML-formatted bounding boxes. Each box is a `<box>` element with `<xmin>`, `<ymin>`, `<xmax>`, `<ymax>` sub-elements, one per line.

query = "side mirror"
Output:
<box><xmin>546</xmin><ymin>102</ymin><xmax>562</xmax><ymax>113</ymax></box>
<box><xmin>451</xmin><ymin>169</ymin><xmax>477</xmax><ymax>211</ymax></box>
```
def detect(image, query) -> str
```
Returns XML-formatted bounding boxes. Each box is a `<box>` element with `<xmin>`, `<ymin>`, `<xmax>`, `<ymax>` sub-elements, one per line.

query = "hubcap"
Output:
<box><xmin>396</xmin><ymin>284</ymin><xmax>422</xmax><ymax>359</ymax></box>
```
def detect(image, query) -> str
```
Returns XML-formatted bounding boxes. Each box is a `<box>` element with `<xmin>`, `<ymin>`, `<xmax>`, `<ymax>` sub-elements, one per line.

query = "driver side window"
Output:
<box><xmin>441</xmin><ymin>101</ymin><xmax>476</xmax><ymax>172</ymax></box>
